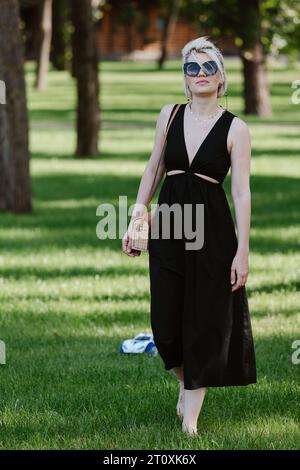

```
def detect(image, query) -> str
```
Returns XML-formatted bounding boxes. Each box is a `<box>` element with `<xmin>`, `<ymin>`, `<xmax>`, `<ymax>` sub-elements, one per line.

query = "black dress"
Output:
<box><xmin>148</xmin><ymin>103</ymin><xmax>257</xmax><ymax>390</ymax></box>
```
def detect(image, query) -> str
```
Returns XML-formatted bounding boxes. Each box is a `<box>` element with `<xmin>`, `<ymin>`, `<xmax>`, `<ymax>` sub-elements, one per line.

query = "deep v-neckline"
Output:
<box><xmin>182</xmin><ymin>103</ymin><xmax>227</xmax><ymax>169</ymax></box>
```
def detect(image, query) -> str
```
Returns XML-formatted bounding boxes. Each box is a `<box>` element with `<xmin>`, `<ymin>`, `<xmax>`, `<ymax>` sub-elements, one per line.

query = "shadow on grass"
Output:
<box><xmin>0</xmin><ymin>332</ymin><xmax>297</xmax><ymax>426</ymax></box>
<box><xmin>31</xmin><ymin>150</ymin><xmax>152</xmax><ymax>161</ymax></box>
<box><xmin>0</xmin><ymin>265</ymin><xmax>147</xmax><ymax>280</ymax></box>
<box><xmin>252</xmin><ymin>148</ymin><xmax>300</xmax><ymax>157</ymax></box>
<box><xmin>0</xmin><ymin>173</ymin><xmax>299</xmax><ymax>254</ymax></box>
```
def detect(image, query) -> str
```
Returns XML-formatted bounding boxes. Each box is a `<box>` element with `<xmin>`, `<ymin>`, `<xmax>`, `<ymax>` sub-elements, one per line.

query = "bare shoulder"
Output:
<box><xmin>153</xmin><ymin>103</ymin><xmax>178</xmax><ymax>137</ymax></box>
<box><xmin>160</xmin><ymin>103</ymin><xmax>178</xmax><ymax>115</ymax></box>
<box><xmin>160</xmin><ymin>103</ymin><xmax>177</xmax><ymax>123</ymax></box>
<box><xmin>227</xmin><ymin>116</ymin><xmax>251</xmax><ymax>153</ymax></box>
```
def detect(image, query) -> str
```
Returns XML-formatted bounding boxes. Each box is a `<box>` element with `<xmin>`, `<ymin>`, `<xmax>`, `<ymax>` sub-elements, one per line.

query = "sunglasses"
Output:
<box><xmin>183</xmin><ymin>60</ymin><xmax>219</xmax><ymax>77</ymax></box>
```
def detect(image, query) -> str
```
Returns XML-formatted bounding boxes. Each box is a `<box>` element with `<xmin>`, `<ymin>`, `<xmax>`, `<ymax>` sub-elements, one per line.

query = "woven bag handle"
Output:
<box><xmin>148</xmin><ymin>103</ymin><xmax>181</xmax><ymax>202</ymax></box>
<box><xmin>131</xmin><ymin>104</ymin><xmax>181</xmax><ymax>224</ymax></box>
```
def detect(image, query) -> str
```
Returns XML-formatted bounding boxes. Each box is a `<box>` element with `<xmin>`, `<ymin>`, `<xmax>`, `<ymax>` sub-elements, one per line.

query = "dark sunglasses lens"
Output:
<box><xmin>184</xmin><ymin>62</ymin><xmax>200</xmax><ymax>76</ymax></box>
<box><xmin>202</xmin><ymin>61</ymin><xmax>218</xmax><ymax>75</ymax></box>
<box><xmin>184</xmin><ymin>61</ymin><xmax>218</xmax><ymax>76</ymax></box>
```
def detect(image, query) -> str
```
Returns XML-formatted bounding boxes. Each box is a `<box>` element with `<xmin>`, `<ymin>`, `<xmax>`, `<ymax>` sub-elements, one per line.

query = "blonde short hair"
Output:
<box><xmin>181</xmin><ymin>36</ymin><xmax>228</xmax><ymax>100</ymax></box>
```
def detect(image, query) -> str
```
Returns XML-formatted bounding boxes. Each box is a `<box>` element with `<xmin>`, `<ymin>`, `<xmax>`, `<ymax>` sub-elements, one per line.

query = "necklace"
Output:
<box><xmin>188</xmin><ymin>103</ymin><xmax>224</xmax><ymax>123</ymax></box>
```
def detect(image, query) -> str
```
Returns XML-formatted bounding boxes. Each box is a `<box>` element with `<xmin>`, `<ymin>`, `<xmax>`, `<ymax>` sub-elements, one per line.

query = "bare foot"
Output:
<box><xmin>182</xmin><ymin>420</ymin><xmax>198</xmax><ymax>437</ymax></box>
<box><xmin>176</xmin><ymin>380</ymin><xmax>184</xmax><ymax>420</ymax></box>
<box><xmin>181</xmin><ymin>387</ymin><xmax>206</xmax><ymax>437</ymax></box>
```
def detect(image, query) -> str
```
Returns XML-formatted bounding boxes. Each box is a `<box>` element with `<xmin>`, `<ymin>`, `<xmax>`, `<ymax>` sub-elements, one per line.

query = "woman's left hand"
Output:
<box><xmin>230</xmin><ymin>251</ymin><xmax>249</xmax><ymax>292</ymax></box>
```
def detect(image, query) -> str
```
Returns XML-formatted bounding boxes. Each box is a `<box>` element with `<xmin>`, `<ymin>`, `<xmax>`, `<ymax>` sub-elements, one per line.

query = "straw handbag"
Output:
<box><xmin>130</xmin><ymin>104</ymin><xmax>181</xmax><ymax>252</ymax></box>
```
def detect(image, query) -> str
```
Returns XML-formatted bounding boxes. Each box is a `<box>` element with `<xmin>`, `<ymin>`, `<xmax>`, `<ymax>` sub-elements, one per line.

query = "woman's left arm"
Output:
<box><xmin>228</xmin><ymin>118</ymin><xmax>252</xmax><ymax>292</ymax></box>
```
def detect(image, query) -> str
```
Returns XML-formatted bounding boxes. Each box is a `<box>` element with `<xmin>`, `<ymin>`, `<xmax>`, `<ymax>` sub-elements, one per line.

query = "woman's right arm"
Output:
<box><xmin>122</xmin><ymin>103</ymin><xmax>175</xmax><ymax>257</ymax></box>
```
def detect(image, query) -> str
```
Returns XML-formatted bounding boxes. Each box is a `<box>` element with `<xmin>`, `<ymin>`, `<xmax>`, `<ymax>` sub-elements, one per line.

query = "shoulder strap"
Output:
<box><xmin>148</xmin><ymin>104</ymin><xmax>181</xmax><ymax>203</ymax></box>
<box><xmin>165</xmin><ymin>103</ymin><xmax>179</xmax><ymax>132</ymax></box>
<box><xmin>165</xmin><ymin>103</ymin><xmax>181</xmax><ymax>137</ymax></box>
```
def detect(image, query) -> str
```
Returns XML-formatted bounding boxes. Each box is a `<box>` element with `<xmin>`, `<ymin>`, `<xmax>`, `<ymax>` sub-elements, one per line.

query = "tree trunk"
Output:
<box><xmin>238</xmin><ymin>0</ymin><xmax>272</xmax><ymax>116</ymax></box>
<box><xmin>35</xmin><ymin>0</ymin><xmax>53</xmax><ymax>90</ymax></box>
<box><xmin>0</xmin><ymin>0</ymin><xmax>32</xmax><ymax>213</ymax></box>
<box><xmin>158</xmin><ymin>0</ymin><xmax>181</xmax><ymax>69</ymax></box>
<box><xmin>71</xmin><ymin>0</ymin><xmax>100</xmax><ymax>157</ymax></box>
<box><xmin>51</xmin><ymin>0</ymin><xmax>71</xmax><ymax>71</ymax></box>
<box><xmin>19</xmin><ymin>4</ymin><xmax>41</xmax><ymax>61</ymax></box>
<box><xmin>0</xmin><ymin>91</ymin><xmax>11</xmax><ymax>211</ymax></box>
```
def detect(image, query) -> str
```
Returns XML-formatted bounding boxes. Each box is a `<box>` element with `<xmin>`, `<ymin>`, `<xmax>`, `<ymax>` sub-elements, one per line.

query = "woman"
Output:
<box><xmin>122</xmin><ymin>36</ymin><xmax>257</xmax><ymax>437</ymax></box>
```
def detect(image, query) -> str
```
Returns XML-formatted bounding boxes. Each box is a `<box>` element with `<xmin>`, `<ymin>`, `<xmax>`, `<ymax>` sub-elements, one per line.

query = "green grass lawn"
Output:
<box><xmin>0</xmin><ymin>59</ymin><xmax>299</xmax><ymax>450</ymax></box>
